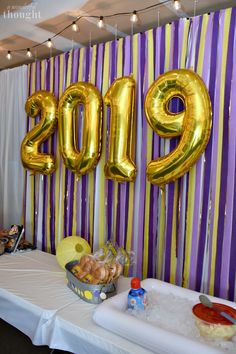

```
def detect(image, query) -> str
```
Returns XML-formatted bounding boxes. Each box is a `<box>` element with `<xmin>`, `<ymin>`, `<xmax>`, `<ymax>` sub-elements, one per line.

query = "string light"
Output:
<box><xmin>5</xmin><ymin>0</ymin><xmax>173</xmax><ymax>57</ymax></box>
<box><xmin>97</xmin><ymin>16</ymin><xmax>104</xmax><ymax>28</ymax></box>
<box><xmin>47</xmin><ymin>38</ymin><xmax>53</xmax><ymax>48</ymax></box>
<box><xmin>26</xmin><ymin>48</ymin><xmax>32</xmax><ymax>57</ymax></box>
<box><xmin>6</xmin><ymin>51</ymin><xmax>12</xmax><ymax>60</ymax></box>
<box><xmin>173</xmin><ymin>0</ymin><xmax>181</xmax><ymax>10</ymax></box>
<box><xmin>130</xmin><ymin>10</ymin><xmax>138</xmax><ymax>23</ymax></box>
<box><xmin>72</xmin><ymin>21</ymin><xmax>78</xmax><ymax>32</ymax></box>
<box><xmin>194</xmin><ymin>0</ymin><xmax>198</xmax><ymax>17</ymax></box>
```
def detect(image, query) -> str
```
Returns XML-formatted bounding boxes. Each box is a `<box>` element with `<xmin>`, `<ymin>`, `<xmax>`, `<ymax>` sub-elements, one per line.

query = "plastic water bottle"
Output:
<box><xmin>128</xmin><ymin>277</ymin><xmax>147</xmax><ymax>310</ymax></box>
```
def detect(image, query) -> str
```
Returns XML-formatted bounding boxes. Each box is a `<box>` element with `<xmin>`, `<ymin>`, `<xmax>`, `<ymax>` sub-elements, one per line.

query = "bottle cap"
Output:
<box><xmin>131</xmin><ymin>277</ymin><xmax>141</xmax><ymax>289</ymax></box>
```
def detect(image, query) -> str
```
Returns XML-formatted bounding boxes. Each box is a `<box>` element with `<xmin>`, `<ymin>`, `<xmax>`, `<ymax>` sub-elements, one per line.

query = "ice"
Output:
<box><xmin>126</xmin><ymin>291</ymin><xmax>236</xmax><ymax>354</ymax></box>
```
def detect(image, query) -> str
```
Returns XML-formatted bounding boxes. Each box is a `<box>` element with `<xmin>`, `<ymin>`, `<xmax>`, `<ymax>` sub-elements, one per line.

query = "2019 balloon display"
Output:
<box><xmin>58</xmin><ymin>82</ymin><xmax>103</xmax><ymax>176</ymax></box>
<box><xmin>21</xmin><ymin>70</ymin><xmax>212</xmax><ymax>185</ymax></box>
<box><xmin>21</xmin><ymin>90</ymin><xmax>57</xmax><ymax>175</ymax></box>
<box><xmin>145</xmin><ymin>69</ymin><xmax>212</xmax><ymax>186</ymax></box>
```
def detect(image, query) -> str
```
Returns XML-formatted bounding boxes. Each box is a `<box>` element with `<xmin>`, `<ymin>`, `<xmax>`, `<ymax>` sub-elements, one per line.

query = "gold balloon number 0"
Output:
<box><xmin>21</xmin><ymin>70</ymin><xmax>212</xmax><ymax>186</ymax></box>
<box><xmin>58</xmin><ymin>82</ymin><xmax>103</xmax><ymax>177</ymax></box>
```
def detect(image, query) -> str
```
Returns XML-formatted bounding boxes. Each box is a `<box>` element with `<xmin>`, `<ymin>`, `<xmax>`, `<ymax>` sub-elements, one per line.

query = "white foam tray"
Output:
<box><xmin>93</xmin><ymin>278</ymin><xmax>236</xmax><ymax>354</ymax></box>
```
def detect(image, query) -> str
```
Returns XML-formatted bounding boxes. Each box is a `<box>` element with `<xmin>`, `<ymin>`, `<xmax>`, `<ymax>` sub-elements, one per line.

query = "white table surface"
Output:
<box><xmin>0</xmin><ymin>250</ymin><xmax>153</xmax><ymax>354</ymax></box>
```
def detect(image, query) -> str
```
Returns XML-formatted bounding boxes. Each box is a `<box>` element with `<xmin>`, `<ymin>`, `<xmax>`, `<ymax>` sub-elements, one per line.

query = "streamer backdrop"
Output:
<box><xmin>23</xmin><ymin>7</ymin><xmax>236</xmax><ymax>301</ymax></box>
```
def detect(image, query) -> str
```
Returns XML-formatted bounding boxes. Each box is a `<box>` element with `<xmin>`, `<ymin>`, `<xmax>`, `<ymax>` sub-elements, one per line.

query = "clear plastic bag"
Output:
<box><xmin>70</xmin><ymin>241</ymin><xmax>135</xmax><ymax>285</ymax></box>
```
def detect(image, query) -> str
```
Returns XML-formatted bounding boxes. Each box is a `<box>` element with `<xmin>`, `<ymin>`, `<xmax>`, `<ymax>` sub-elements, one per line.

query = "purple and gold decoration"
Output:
<box><xmin>23</xmin><ymin>8</ymin><xmax>236</xmax><ymax>302</ymax></box>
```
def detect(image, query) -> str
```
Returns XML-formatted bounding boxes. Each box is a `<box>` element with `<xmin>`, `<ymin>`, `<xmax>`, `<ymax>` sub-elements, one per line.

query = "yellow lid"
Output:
<box><xmin>56</xmin><ymin>236</ymin><xmax>91</xmax><ymax>270</ymax></box>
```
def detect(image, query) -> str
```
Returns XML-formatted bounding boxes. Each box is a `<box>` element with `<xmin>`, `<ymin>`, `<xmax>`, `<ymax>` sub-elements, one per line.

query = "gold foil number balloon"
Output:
<box><xmin>58</xmin><ymin>82</ymin><xmax>103</xmax><ymax>175</ymax></box>
<box><xmin>21</xmin><ymin>91</ymin><xmax>57</xmax><ymax>174</ymax></box>
<box><xmin>104</xmin><ymin>76</ymin><xmax>137</xmax><ymax>182</ymax></box>
<box><xmin>145</xmin><ymin>69</ymin><xmax>212</xmax><ymax>186</ymax></box>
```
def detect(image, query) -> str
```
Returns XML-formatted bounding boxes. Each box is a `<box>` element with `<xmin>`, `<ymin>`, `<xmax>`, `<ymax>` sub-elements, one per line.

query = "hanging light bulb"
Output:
<box><xmin>72</xmin><ymin>21</ymin><xmax>78</xmax><ymax>32</ymax></box>
<box><xmin>97</xmin><ymin>16</ymin><xmax>104</xmax><ymax>29</ymax></box>
<box><xmin>173</xmin><ymin>0</ymin><xmax>181</xmax><ymax>10</ymax></box>
<box><xmin>47</xmin><ymin>38</ymin><xmax>53</xmax><ymax>48</ymax></box>
<box><xmin>26</xmin><ymin>48</ymin><xmax>32</xmax><ymax>58</ymax></box>
<box><xmin>130</xmin><ymin>10</ymin><xmax>139</xmax><ymax>23</ymax></box>
<box><xmin>6</xmin><ymin>51</ymin><xmax>12</xmax><ymax>60</ymax></box>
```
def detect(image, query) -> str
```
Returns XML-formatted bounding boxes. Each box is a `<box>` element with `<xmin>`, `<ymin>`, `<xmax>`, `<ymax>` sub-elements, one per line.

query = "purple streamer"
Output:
<box><xmin>45</xmin><ymin>58</ymin><xmax>55</xmax><ymax>252</ymax></box>
<box><xmin>124</xmin><ymin>183</ymin><xmax>130</xmax><ymax>249</ymax></box>
<box><xmin>41</xmin><ymin>60</ymin><xmax>47</xmax><ymax>251</ymax></box>
<box><xmin>124</xmin><ymin>36</ymin><xmax>131</xmax><ymax>76</ymax></box>
<box><xmin>194</xmin><ymin>16</ymin><xmax>203</xmax><ymax>72</ymax></box>
<box><xmin>149</xmin><ymin>27</ymin><xmax>162</xmax><ymax>277</ymax></box>
<box><xmin>107</xmin><ymin>40</ymin><xmax>116</xmax><ymax>242</ymax></box>
<box><xmin>173</xmin><ymin>21</ymin><xmax>179</xmax><ymax>69</ymax></box>
<box><xmin>147</xmin><ymin>28</ymin><xmax>161</xmax><ymax>277</ymax></box>
<box><xmin>74</xmin><ymin>49</ymin><xmax>83</xmax><ymax>236</ymax></box>
<box><xmin>92</xmin><ymin>43</ymin><xmax>104</xmax><ymax>249</ymax></box>
<box><xmin>164</xmin><ymin>182</ymin><xmax>175</xmax><ymax>282</ymax></box>
<box><xmin>130</xmin><ymin>33</ymin><xmax>142</xmax><ymax>276</ymax></box>
<box><xmin>175</xmin><ymin>174</ymin><xmax>187</xmax><ymax>285</ymax></box>
<box><xmin>196</xmin><ymin>11</ymin><xmax>219</xmax><ymax>291</ymax></box>
<box><xmin>229</xmin><ymin>185</ymin><xmax>236</xmax><ymax>300</ymax></box>
<box><xmin>25</xmin><ymin>65</ymin><xmax>33</xmax><ymax>242</ymax></box>
<box><xmin>159</xmin><ymin>27</ymin><xmax>165</xmax><ymax>74</ymax></box>
<box><xmin>34</xmin><ymin>60</ymin><xmax>41</xmax><ymax>245</ymax></box>
<box><xmin>72</xmin><ymin>48</ymin><xmax>79</xmax><ymax>83</ymax></box>
<box><xmin>219</xmin><ymin>8</ymin><xmax>236</xmax><ymax>299</ymax></box>
<box><xmin>136</xmin><ymin>32</ymin><xmax>148</xmax><ymax>277</ymax></box>
<box><xmin>189</xmin><ymin>14</ymin><xmax>214</xmax><ymax>290</ymax></box>
<box><xmin>81</xmin><ymin>47</ymin><xmax>90</xmax><ymax>241</ymax></box>
<box><xmin>207</xmin><ymin>10</ymin><xmax>226</xmax><ymax>293</ymax></box>
<box><xmin>118</xmin><ymin>36</ymin><xmax>130</xmax><ymax>248</ymax></box>
<box><xmin>228</xmin><ymin>11</ymin><xmax>236</xmax><ymax>301</ymax></box>
<box><xmin>63</xmin><ymin>52</ymin><xmax>69</xmax><ymax>237</ymax></box>
<box><xmin>50</xmin><ymin>57</ymin><xmax>57</xmax><ymax>254</ymax></box>
<box><xmin>68</xmin><ymin>50</ymin><xmax>78</xmax><ymax>237</ymax></box>
<box><xmin>164</xmin><ymin>23</ymin><xmax>178</xmax><ymax>282</ymax></box>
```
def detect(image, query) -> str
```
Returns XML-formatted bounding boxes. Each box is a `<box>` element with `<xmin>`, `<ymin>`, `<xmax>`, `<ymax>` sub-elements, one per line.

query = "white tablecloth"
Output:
<box><xmin>0</xmin><ymin>250</ymin><xmax>152</xmax><ymax>354</ymax></box>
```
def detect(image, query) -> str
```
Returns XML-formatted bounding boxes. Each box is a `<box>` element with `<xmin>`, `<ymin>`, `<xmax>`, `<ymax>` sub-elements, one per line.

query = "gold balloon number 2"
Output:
<box><xmin>21</xmin><ymin>91</ymin><xmax>57</xmax><ymax>174</ymax></box>
<box><xmin>21</xmin><ymin>69</ymin><xmax>212</xmax><ymax>186</ymax></box>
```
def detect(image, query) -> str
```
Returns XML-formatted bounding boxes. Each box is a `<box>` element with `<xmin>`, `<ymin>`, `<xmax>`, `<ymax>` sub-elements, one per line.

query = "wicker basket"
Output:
<box><xmin>65</xmin><ymin>260</ymin><xmax>117</xmax><ymax>304</ymax></box>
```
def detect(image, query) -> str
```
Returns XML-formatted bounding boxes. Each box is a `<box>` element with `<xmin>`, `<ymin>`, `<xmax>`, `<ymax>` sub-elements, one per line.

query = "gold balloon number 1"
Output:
<box><xmin>104</xmin><ymin>77</ymin><xmax>136</xmax><ymax>182</ymax></box>
<box><xmin>21</xmin><ymin>70</ymin><xmax>212</xmax><ymax>186</ymax></box>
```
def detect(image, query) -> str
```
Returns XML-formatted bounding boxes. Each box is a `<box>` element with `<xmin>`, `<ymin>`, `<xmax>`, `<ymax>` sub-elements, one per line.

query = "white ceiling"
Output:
<box><xmin>0</xmin><ymin>0</ymin><xmax>235</xmax><ymax>70</ymax></box>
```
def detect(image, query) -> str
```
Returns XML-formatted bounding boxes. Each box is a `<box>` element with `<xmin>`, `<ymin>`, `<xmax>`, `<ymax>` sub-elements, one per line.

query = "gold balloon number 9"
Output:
<box><xmin>21</xmin><ymin>70</ymin><xmax>212</xmax><ymax>185</ymax></box>
<box><xmin>145</xmin><ymin>69</ymin><xmax>212</xmax><ymax>186</ymax></box>
<box><xmin>21</xmin><ymin>91</ymin><xmax>57</xmax><ymax>174</ymax></box>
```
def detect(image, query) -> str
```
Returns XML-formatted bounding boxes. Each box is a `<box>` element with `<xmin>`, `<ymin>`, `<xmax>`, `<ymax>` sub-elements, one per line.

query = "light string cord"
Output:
<box><xmin>6</xmin><ymin>0</ymin><xmax>172</xmax><ymax>55</ymax></box>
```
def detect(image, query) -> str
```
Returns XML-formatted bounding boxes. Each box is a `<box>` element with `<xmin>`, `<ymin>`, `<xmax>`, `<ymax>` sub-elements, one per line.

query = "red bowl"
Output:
<box><xmin>192</xmin><ymin>303</ymin><xmax>236</xmax><ymax>325</ymax></box>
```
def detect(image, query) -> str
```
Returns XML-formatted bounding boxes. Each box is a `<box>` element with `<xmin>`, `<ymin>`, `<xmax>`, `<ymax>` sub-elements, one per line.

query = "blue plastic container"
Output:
<box><xmin>128</xmin><ymin>277</ymin><xmax>147</xmax><ymax>310</ymax></box>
